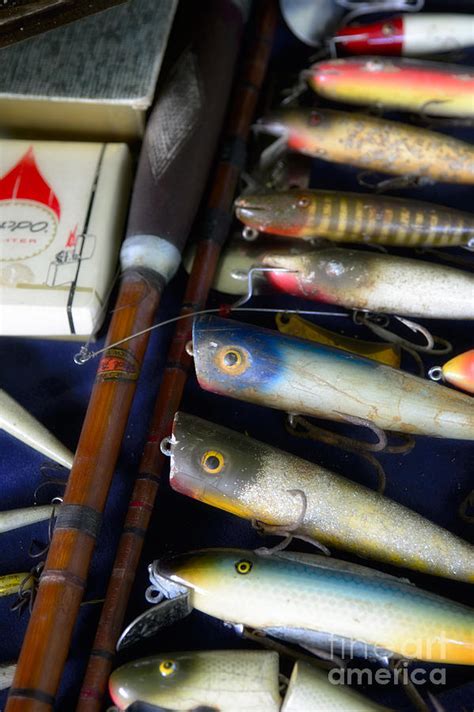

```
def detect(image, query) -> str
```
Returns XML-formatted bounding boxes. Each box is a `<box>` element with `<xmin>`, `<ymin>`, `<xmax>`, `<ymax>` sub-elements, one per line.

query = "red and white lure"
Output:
<box><xmin>333</xmin><ymin>14</ymin><xmax>474</xmax><ymax>56</ymax></box>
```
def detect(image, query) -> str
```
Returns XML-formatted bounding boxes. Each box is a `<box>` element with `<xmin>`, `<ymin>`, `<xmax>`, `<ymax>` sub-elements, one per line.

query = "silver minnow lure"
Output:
<box><xmin>109</xmin><ymin>650</ymin><xmax>281</xmax><ymax>711</ymax></box>
<box><xmin>192</xmin><ymin>316</ymin><xmax>474</xmax><ymax>440</ymax></box>
<box><xmin>168</xmin><ymin>412</ymin><xmax>474</xmax><ymax>582</ymax></box>
<box><xmin>261</xmin><ymin>246</ymin><xmax>474</xmax><ymax>320</ymax></box>
<box><xmin>149</xmin><ymin>548</ymin><xmax>474</xmax><ymax>665</ymax></box>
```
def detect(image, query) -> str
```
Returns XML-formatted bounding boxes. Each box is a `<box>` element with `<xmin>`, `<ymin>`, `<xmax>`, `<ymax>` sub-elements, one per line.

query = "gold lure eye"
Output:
<box><xmin>297</xmin><ymin>196</ymin><xmax>310</xmax><ymax>208</ymax></box>
<box><xmin>159</xmin><ymin>660</ymin><xmax>177</xmax><ymax>677</ymax></box>
<box><xmin>216</xmin><ymin>346</ymin><xmax>249</xmax><ymax>376</ymax></box>
<box><xmin>235</xmin><ymin>559</ymin><xmax>253</xmax><ymax>575</ymax></box>
<box><xmin>201</xmin><ymin>450</ymin><xmax>225</xmax><ymax>474</ymax></box>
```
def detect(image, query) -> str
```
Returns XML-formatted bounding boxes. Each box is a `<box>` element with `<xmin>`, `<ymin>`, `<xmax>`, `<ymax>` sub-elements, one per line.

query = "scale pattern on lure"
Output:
<box><xmin>109</xmin><ymin>652</ymin><xmax>389</xmax><ymax>712</ymax></box>
<box><xmin>431</xmin><ymin>350</ymin><xmax>474</xmax><ymax>396</ymax></box>
<box><xmin>257</xmin><ymin>108</ymin><xmax>474</xmax><ymax>185</ymax></box>
<box><xmin>109</xmin><ymin>650</ymin><xmax>281</xmax><ymax>711</ymax></box>
<box><xmin>168</xmin><ymin>412</ymin><xmax>474</xmax><ymax>582</ymax></box>
<box><xmin>261</xmin><ymin>246</ymin><xmax>474</xmax><ymax>319</ymax></box>
<box><xmin>235</xmin><ymin>189</ymin><xmax>474</xmax><ymax>247</ymax></box>
<box><xmin>308</xmin><ymin>58</ymin><xmax>474</xmax><ymax>118</ymax></box>
<box><xmin>192</xmin><ymin>315</ymin><xmax>474</xmax><ymax>440</ymax></box>
<box><xmin>150</xmin><ymin>548</ymin><xmax>474</xmax><ymax>665</ymax></box>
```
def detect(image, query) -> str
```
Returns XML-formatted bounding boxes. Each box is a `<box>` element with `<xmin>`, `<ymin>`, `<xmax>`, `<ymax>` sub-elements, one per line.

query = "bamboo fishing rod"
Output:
<box><xmin>76</xmin><ymin>3</ymin><xmax>277</xmax><ymax>709</ymax></box>
<box><xmin>6</xmin><ymin>2</ymin><xmax>246</xmax><ymax>709</ymax></box>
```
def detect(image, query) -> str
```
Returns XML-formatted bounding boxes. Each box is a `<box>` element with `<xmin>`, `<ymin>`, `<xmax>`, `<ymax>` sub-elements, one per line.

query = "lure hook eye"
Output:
<box><xmin>242</xmin><ymin>226</ymin><xmax>259</xmax><ymax>241</ymax></box>
<box><xmin>185</xmin><ymin>340</ymin><xmax>194</xmax><ymax>357</ymax></box>
<box><xmin>160</xmin><ymin>436</ymin><xmax>173</xmax><ymax>456</ymax></box>
<box><xmin>428</xmin><ymin>366</ymin><xmax>443</xmax><ymax>382</ymax></box>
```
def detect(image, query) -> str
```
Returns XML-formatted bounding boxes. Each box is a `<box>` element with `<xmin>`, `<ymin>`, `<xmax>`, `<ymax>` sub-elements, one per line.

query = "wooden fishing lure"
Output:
<box><xmin>148</xmin><ymin>548</ymin><xmax>474</xmax><ymax>665</ymax></box>
<box><xmin>282</xmin><ymin>661</ymin><xmax>387</xmax><ymax>712</ymax></box>
<box><xmin>0</xmin><ymin>573</ymin><xmax>32</xmax><ymax>598</ymax></box>
<box><xmin>192</xmin><ymin>315</ymin><xmax>474</xmax><ymax>440</ymax></box>
<box><xmin>0</xmin><ymin>389</ymin><xmax>73</xmax><ymax>468</ymax></box>
<box><xmin>256</xmin><ymin>108</ymin><xmax>474</xmax><ymax>184</ymax></box>
<box><xmin>261</xmin><ymin>246</ymin><xmax>474</xmax><ymax>319</ymax></box>
<box><xmin>109</xmin><ymin>650</ymin><xmax>281</xmax><ymax>711</ymax></box>
<box><xmin>308</xmin><ymin>58</ymin><xmax>474</xmax><ymax>118</ymax></box>
<box><xmin>332</xmin><ymin>14</ymin><xmax>474</xmax><ymax>56</ymax></box>
<box><xmin>275</xmin><ymin>314</ymin><xmax>401</xmax><ymax>367</ymax></box>
<box><xmin>109</xmin><ymin>651</ymin><xmax>389</xmax><ymax>712</ymax></box>
<box><xmin>0</xmin><ymin>663</ymin><xmax>16</xmax><ymax>692</ymax></box>
<box><xmin>235</xmin><ymin>190</ymin><xmax>474</xmax><ymax>247</ymax></box>
<box><xmin>167</xmin><ymin>412</ymin><xmax>474</xmax><ymax>582</ymax></box>
<box><xmin>430</xmin><ymin>350</ymin><xmax>474</xmax><ymax>396</ymax></box>
<box><xmin>0</xmin><ymin>505</ymin><xmax>55</xmax><ymax>535</ymax></box>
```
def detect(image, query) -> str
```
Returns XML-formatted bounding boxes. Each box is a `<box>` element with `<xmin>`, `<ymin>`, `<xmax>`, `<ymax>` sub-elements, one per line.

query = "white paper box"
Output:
<box><xmin>0</xmin><ymin>140</ymin><xmax>132</xmax><ymax>336</ymax></box>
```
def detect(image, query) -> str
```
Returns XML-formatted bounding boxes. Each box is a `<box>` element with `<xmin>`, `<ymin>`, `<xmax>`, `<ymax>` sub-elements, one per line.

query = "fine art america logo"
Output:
<box><xmin>0</xmin><ymin>147</ymin><xmax>61</xmax><ymax>262</ymax></box>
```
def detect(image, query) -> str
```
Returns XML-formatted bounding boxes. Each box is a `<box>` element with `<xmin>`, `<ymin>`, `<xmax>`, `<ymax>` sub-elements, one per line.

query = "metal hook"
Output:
<box><xmin>357</xmin><ymin>171</ymin><xmax>435</xmax><ymax>193</ymax></box>
<box><xmin>232</xmin><ymin>267</ymin><xmax>299</xmax><ymax>309</ymax></box>
<box><xmin>354</xmin><ymin>311</ymin><xmax>452</xmax><ymax>355</ymax></box>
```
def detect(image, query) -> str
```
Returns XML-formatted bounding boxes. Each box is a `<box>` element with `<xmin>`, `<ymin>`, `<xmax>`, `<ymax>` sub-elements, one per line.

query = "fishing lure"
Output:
<box><xmin>109</xmin><ymin>650</ymin><xmax>281</xmax><ymax>711</ymax></box>
<box><xmin>307</xmin><ymin>58</ymin><xmax>474</xmax><ymax>119</ymax></box>
<box><xmin>0</xmin><ymin>389</ymin><xmax>73</xmax><ymax>468</ymax></box>
<box><xmin>109</xmin><ymin>652</ymin><xmax>389</xmax><ymax>712</ymax></box>
<box><xmin>0</xmin><ymin>662</ymin><xmax>16</xmax><ymax>692</ymax></box>
<box><xmin>235</xmin><ymin>189</ymin><xmax>474</xmax><ymax>248</ymax></box>
<box><xmin>282</xmin><ymin>660</ymin><xmax>388</xmax><ymax>712</ymax></box>
<box><xmin>191</xmin><ymin>315</ymin><xmax>474</xmax><ymax>440</ymax></box>
<box><xmin>429</xmin><ymin>350</ymin><xmax>474</xmax><ymax>396</ymax></box>
<box><xmin>332</xmin><ymin>14</ymin><xmax>474</xmax><ymax>56</ymax></box>
<box><xmin>275</xmin><ymin>314</ymin><xmax>401</xmax><ymax>367</ymax></box>
<box><xmin>145</xmin><ymin>548</ymin><xmax>474</xmax><ymax>665</ymax></box>
<box><xmin>0</xmin><ymin>573</ymin><xmax>32</xmax><ymax>598</ymax></box>
<box><xmin>256</xmin><ymin>108</ymin><xmax>474</xmax><ymax>185</ymax></box>
<box><xmin>166</xmin><ymin>412</ymin><xmax>474</xmax><ymax>582</ymax></box>
<box><xmin>261</xmin><ymin>246</ymin><xmax>474</xmax><ymax>319</ymax></box>
<box><xmin>0</xmin><ymin>505</ymin><xmax>56</xmax><ymax>535</ymax></box>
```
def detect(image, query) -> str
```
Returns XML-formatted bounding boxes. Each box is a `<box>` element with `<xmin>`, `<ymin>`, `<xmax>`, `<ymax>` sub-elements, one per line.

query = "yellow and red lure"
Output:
<box><xmin>430</xmin><ymin>350</ymin><xmax>474</xmax><ymax>395</ymax></box>
<box><xmin>308</xmin><ymin>58</ymin><xmax>474</xmax><ymax>119</ymax></box>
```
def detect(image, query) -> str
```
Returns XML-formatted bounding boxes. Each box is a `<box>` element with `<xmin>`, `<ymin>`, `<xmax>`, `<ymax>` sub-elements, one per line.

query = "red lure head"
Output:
<box><xmin>333</xmin><ymin>16</ymin><xmax>403</xmax><ymax>55</ymax></box>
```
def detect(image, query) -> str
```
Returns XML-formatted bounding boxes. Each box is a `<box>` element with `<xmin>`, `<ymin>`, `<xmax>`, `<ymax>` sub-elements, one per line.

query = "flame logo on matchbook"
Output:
<box><xmin>0</xmin><ymin>148</ymin><xmax>61</xmax><ymax>263</ymax></box>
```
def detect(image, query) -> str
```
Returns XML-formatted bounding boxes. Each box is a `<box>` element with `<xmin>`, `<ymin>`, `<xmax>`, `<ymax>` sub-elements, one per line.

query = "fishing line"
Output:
<box><xmin>74</xmin><ymin>306</ymin><xmax>351</xmax><ymax>365</ymax></box>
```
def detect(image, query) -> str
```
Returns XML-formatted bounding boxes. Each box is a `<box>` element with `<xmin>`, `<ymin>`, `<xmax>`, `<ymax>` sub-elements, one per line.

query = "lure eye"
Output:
<box><xmin>216</xmin><ymin>346</ymin><xmax>249</xmax><ymax>376</ymax></box>
<box><xmin>159</xmin><ymin>660</ymin><xmax>177</xmax><ymax>677</ymax></box>
<box><xmin>201</xmin><ymin>450</ymin><xmax>225</xmax><ymax>474</ymax></box>
<box><xmin>308</xmin><ymin>111</ymin><xmax>321</xmax><ymax>127</ymax></box>
<box><xmin>235</xmin><ymin>559</ymin><xmax>253</xmax><ymax>575</ymax></box>
<box><xmin>382</xmin><ymin>22</ymin><xmax>395</xmax><ymax>36</ymax></box>
<box><xmin>297</xmin><ymin>197</ymin><xmax>310</xmax><ymax>208</ymax></box>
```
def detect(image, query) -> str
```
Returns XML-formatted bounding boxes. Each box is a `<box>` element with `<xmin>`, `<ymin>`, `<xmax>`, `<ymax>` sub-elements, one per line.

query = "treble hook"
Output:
<box><xmin>357</xmin><ymin>171</ymin><xmax>435</xmax><ymax>193</ymax></box>
<box><xmin>10</xmin><ymin>562</ymin><xmax>43</xmax><ymax>616</ymax></box>
<box><xmin>354</xmin><ymin>312</ymin><xmax>452</xmax><ymax>355</ymax></box>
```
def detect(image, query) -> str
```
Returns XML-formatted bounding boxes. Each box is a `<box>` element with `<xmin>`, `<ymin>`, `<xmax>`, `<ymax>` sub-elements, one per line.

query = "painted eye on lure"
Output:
<box><xmin>159</xmin><ymin>660</ymin><xmax>177</xmax><ymax>677</ymax></box>
<box><xmin>201</xmin><ymin>450</ymin><xmax>225</xmax><ymax>474</ymax></box>
<box><xmin>235</xmin><ymin>559</ymin><xmax>253</xmax><ymax>575</ymax></box>
<box><xmin>308</xmin><ymin>111</ymin><xmax>321</xmax><ymax>127</ymax></box>
<box><xmin>297</xmin><ymin>197</ymin><xmax>310</xmax><ymax>208</ymax></box>
<box><xmin>216</xmin><ymin>346</ymin><xmax>249</xmax><ymax>375</ymax></box>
